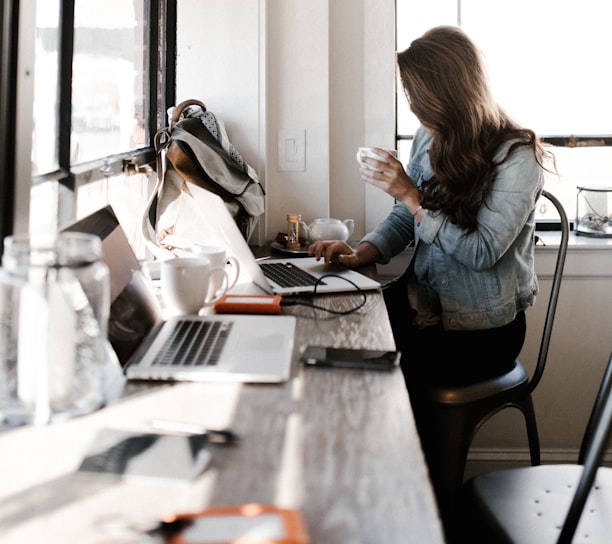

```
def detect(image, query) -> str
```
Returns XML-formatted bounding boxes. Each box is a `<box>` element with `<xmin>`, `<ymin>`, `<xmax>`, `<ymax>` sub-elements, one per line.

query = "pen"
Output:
<box><xmin>148</xmin><ymin>419</ymin><xmax>240</xmax><ymax>444</ymax></box>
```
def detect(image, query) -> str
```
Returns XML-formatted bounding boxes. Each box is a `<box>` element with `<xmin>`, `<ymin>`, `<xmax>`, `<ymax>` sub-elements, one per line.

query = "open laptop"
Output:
<box><xmin>64</xmin><ymin>206</ymin><xmax>296</xmax><ymax>383</ymax></box>
<box><xmin>164</xmin><ymin>186</ymin><xmax>381</xmax><ymax>296</ymax></box>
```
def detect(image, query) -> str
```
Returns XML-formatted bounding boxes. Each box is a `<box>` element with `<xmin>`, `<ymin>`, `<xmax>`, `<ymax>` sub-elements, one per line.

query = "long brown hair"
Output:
<box><xmin>396</xmin><ymin>26</ymin><xmax>550</xmax><ymax>231</ymax></box>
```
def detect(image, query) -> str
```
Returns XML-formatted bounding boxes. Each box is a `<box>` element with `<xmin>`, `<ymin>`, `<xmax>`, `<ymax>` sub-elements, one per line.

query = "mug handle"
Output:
<box><xmin>344</xmin><ymin>219</ymin><xmax>355</xmax><ymax>237</ymax></box>
<box><xmin>204</xmin><ymin>266</ymin><xmax>229</xmax><ymax>306</ymax></box>
<box><xmin>225</xmin><ymin>256</ymin><xmax>240</xmax><ymax>290</ymax></box>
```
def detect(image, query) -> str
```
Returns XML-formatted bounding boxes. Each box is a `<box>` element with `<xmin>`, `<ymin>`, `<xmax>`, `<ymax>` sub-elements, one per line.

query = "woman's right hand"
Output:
<box><xmin>308</xmin><ymin>240</ymin><xmax>360</xmax><ymax>268</ymax></box>
<box><xmin>359</xmin><ymin>148</ymin><xmax>421</xmax><ymax>211</ymax></box>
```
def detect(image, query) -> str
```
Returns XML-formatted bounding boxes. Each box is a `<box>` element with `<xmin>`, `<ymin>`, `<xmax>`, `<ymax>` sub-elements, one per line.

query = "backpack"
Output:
<box><xmin>142</xmin><ymin>99</ymin><xmax>265</xmax><ymax>258</ymax></box>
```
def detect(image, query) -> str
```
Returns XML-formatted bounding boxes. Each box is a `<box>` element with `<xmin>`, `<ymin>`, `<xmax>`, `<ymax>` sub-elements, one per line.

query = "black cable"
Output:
<box><xmin>280</xmin><ymin>274</ymin><xmax>368</xmax><ymax>316</ymax></box>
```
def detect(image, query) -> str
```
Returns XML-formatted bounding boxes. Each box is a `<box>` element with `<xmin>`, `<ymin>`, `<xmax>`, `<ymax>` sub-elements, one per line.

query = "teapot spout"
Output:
<box><xmin>299</xmin><ymin>221</ymin><xmax>311</xmax><ymax>242</ymax></box>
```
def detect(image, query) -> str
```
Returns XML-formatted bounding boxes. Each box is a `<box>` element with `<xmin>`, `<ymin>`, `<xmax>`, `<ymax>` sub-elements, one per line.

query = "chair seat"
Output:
<box><xmin>428</xmin><ymin>359</ymin><xmax>530</xmax><ymax>405</ymax></box>
<box><xmin>463</xmin><ymin>465</ymin><xmax>612</xmax><ymax>543</ymax></box>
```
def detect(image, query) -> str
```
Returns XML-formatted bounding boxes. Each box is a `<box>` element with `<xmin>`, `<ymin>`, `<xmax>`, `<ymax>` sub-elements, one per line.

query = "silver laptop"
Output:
<box><xmin>64</xmin><ymin>206</ymin><xmax>296</xmax><ymax>383</ymax></box>
<box><xmin>165</xmin><ymin>187</ymin><xmax>381</xmax><ymax>296</ymax></box>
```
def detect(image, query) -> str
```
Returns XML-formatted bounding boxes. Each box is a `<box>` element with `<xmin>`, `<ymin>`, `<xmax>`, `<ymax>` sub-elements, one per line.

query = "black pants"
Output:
<box><xmin>383</xmin><ymin>274</ymin><xmax>527</xmax><ymax>455</ymax></box>
<box><xmin>383</xmin><ymin>275</ymin><xmax>526</xmax><ymax>391</ymax></box>
<box><xmin>402</xmin><ymin>313</ymin><xmax>525</xmax><ymax>385</ymax></box>
<box><xmin>383</xmin><ymin>274</ymin><xmax>527</xmax><ymax>540</ymax></box>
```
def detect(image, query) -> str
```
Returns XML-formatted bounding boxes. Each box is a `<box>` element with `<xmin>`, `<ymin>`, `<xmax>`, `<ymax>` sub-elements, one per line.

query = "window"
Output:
<box><xmin>395</xmin><ymin>0</ymin><xmax>612</xmax><ymax>224</ymax></box>
<box><xmin>0</xmin><ymin>1</ymin><xmax>20</xmax><ymax>251</ymax></box>
<box><xmin>11</xmin><ymin>0</ymin><xmax>176</xmax><ymax>257</ymax></box>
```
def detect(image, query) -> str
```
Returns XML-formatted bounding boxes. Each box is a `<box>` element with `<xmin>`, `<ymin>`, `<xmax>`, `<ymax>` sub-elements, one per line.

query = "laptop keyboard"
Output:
<box><xmin>152</xmin><ymin>320</ymin><xmax>233</xmax><ymax>367</ymax></box>
<box><xmin>260</xmin><ymin>262</ymin><xmax>326</xmax><ymax>288</ymax></box>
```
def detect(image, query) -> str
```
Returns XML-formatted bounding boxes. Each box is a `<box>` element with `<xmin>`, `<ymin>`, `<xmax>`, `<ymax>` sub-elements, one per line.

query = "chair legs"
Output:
<box><xmin>519</xmin><ymin>395</ymin><xmax>541</xmax><ymax>466</ymax></box>
<box><xmin>416</xmin><ymin>393</ymin><xmax>541</xmax><ymax>539</ymax></box>
<box><xmin>416</xmin><ymin>403</ymin><xmax>480</xmax><ymax>537</ymax></box>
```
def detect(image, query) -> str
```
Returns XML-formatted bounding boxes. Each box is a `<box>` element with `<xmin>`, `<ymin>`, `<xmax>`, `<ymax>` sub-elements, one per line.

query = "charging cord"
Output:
<box><xmin>279</xmin><ymin>274</ymin><xmax>367</xmax><ymax>316</ymax></box>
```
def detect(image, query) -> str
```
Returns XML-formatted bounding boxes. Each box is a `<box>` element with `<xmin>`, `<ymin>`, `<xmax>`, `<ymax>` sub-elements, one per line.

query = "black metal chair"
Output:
<box><xmin>462</xmin><ymin>350</ymin><xmax>612</xmax><ymax>544</ymax></box>
<box><xmin>420</xmin><ymin>190</ymin><xmax>570</xmax><ymax>529</ymax></box>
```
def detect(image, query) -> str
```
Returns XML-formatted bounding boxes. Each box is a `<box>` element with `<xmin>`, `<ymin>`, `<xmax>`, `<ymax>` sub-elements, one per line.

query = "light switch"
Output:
<box><xmin>285</xmin><ymin>138</ymin><xmax>297</xmax><ymax>162</ymax></box>
<box><xmin>278</xmin><ymin>129</ymin><xmax>305</xmax><ymax>172</ymax></box>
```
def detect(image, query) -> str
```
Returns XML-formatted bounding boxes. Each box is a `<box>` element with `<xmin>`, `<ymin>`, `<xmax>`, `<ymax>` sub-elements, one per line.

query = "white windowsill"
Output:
<box><xmin>536</xmin><ymin>231</ymin><xmax>612</xmax><ymax>278</ymax></box>
<box><xmin>536</xmin><ymin>230</ymin><xmax>612</xmax><ymax>249</ymax></box>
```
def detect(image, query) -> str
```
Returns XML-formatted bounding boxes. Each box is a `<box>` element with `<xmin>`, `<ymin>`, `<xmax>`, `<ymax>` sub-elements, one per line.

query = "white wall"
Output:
<box><xmin>265</xmin><ymin>0</ymin><xmax>331</xmax><ymax>239</ymax></box>
<box><xmin>176</xmin><ymin>0</ymin><xmax>265</xmax><ymax>240</ymax></box>
<box><xmin>176</xmin><ymin>0</ymin><xmax>396</xmax><ymax>243</ymax></box>
<box><xmin>328</xmin><ymin>0</ymin><xmax>396</xmax><ymax>234</ymax></box>
<box><xmin>471</xmin><ymin>238</ymin><xmax>612</xmax><ymax>461</ymax></box>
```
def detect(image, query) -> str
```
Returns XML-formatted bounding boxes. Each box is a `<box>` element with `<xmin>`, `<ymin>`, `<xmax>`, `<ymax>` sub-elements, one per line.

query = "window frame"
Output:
<box><xmin>0</xmin><ymin>0</ymin><xmax>20</xmax><ymax>255</ymax></box>
<box><xmin>2</xmin><ymin>0</ymin><xmax>177</xmax><ymax>245</ymax></box>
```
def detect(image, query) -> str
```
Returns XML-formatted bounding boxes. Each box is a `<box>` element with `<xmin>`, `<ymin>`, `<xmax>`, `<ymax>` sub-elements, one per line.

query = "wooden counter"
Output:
<box><xmin>0</xmin><ymin>270</ymin><xmax>444</xmax><ymax>543</ymax></box>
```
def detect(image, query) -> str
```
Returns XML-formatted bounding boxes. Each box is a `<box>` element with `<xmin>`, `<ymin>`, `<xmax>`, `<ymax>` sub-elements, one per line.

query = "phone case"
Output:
<box><xmin>159</xmin><ymin>503</ymin><xmax>310</xmax><ymax>544</ymax></box>
<box><xmin>214</xmin><ymin>294</ymin><xmax>282</xmax><ymax>314</ymax></box>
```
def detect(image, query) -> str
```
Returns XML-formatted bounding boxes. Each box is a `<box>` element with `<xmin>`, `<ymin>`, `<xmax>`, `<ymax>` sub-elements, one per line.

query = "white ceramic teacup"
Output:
<box><xmin>161</xmin><ymin>256</ymin><xmax>229</xmax><ymax>315</ymax></box>
<box><xmin>191</xmin><ymin>245</ymin><xmax>240</xmax><ymax>293</ymax></box>
<box><xmin>356</xmin><ymin>147</ymin><xmax>397</xmax><ymax>172</ymax></box>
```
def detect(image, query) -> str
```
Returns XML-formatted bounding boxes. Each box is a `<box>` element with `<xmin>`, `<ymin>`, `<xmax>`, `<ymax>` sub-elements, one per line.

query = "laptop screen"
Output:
<box><xmin>63</xmin><ymin>206</ymin><xmax>161</xmax><ymax>365</ymax></box>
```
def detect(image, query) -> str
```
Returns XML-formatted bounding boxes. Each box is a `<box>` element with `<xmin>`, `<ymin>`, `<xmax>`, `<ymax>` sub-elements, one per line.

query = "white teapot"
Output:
<box><xmin>300</xmin><ymin>218</ymin><xmax>355</xmax><ymax>242</ymax></box>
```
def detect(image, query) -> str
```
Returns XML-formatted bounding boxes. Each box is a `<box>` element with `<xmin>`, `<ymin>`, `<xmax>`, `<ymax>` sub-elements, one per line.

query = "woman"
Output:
<box><xmin>309</xmin><ymin>23</ymin><xmax>552</xmax><ymax>465</ymax></box>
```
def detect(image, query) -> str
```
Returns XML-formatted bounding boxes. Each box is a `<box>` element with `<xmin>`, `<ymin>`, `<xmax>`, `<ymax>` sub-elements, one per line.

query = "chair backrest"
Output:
<box><xmin>557</xmin><ymin>351</ymin><xmax>612</xmax><ymax>544</ymax></box>
<box><xmin>528</xmin><ymin>190</ymin><xmax>570</xmax><ymax>393</ymax></box>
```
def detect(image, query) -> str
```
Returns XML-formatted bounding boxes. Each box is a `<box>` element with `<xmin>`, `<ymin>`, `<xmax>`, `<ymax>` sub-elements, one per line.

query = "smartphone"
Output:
<box><xmin>299</xmin><ymin>346</ymin><xmax>401</xmax><ymax>370</ymax></box>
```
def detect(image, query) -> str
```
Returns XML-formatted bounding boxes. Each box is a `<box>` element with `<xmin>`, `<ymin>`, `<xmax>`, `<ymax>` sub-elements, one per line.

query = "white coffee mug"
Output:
<box><xmin>356</xmin><ymin>147</ymin><xmax>397</xmax><ymax>172</ymax></box>
<box><xmin>191</xmin><ymin>245</ymin><xmax>240</xmax><ymax>293</ymax></box>
<box><xmin>161</xmin><ymin>256</ymin><xmax>229</xmax><ymax>315</ymax></box>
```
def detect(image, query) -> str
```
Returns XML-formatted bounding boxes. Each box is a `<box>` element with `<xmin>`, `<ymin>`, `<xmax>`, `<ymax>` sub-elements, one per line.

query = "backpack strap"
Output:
<box><xmin>170</xmin><ymin>99</ymin><xmax>207</xmax><ymax>124</ymax></box>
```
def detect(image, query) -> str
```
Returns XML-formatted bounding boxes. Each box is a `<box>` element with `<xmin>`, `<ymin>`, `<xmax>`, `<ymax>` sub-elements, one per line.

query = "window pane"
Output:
<box><xmin>72</xmin><ymin>0</ymin><xmax>148</xmax><ymax>163</ymax></box>
<box><xmin>30</xmin><ymin>181</ymin><xmax>60</xmax><ymax>236</ymax></box>
<box><xmin>396</xmin><ymin>0</ymin><xmax>612</xmax><ymax>224</ymax></box>
<box><xmin>461</xmin><ymin>0</ymin><xmax>612</xmax><ymax>136</ymax></box>
<box><xmin>395</xmin><ymin>0</ymin><xmax>458</xmax><ymax>136</ymax></box>
<box><xmin>396</xmin><ymin>0</ymin><xmax>612</xmax><ymax>137</ymax></box>
<box><xmin>32</xmin><ymin>0</ymin><xmax>60</xmax><ymax>175</ymax></box>
<box><xmin>543</xmin><ymin>146</ymin><xmax>612</xmax><ymax>224</ymax></box>
<box><xmin>77</xmin><ymin>173</ymin><xmax>152</xmax><ymax>259</ymax></box>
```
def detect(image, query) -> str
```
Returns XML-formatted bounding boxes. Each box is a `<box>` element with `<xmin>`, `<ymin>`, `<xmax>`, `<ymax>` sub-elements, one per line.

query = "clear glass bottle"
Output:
<box><xmin>0</xmin><ymin>232</ymin><xmax>110</xmax><ymax>425</ymax></box>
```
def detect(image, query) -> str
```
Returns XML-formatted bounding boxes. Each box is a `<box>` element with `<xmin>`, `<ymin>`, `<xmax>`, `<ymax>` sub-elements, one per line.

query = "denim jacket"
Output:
<box><xmin>361</xmin><ymin>127</ymin><xmax>544</xmax><ymax>330</ymax></box>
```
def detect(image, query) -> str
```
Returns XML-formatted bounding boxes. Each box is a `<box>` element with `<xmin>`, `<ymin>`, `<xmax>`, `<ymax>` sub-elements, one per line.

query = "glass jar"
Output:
<box><xmin>0</xmin><ymin>232</ymin><xmax>110</xmax><ymax>425</ymax></box>
<box><xmin>575</xmin><ymin>185</ymin><xmax>612</xmax><ymax>237</ymax></box>
<box><xmin>0</xmin><ymin>267</ymin><xmax>27</xmax><ymax>425</ymax></box>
